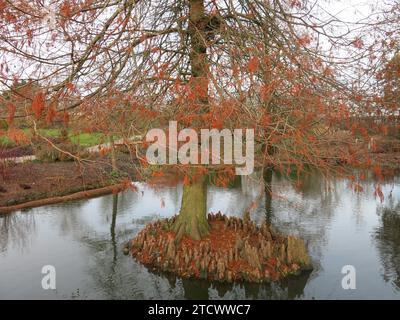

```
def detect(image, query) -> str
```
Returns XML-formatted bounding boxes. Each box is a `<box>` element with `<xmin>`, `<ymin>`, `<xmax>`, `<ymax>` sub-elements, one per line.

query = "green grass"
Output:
<box><xmin>38</xmin><ymin>128</ymin><xmax>60</xmax><ymax>138</ymax></box>
<box><xmin>0</xmin><ymin>128</ymin><xmax>105</xmax><ymax>148</ymax></box>
<box><xmin>0</xmin><ymin>135</ymin><xmax>12</xmax><ymax>146</ymax></box>
<box><xmin>69</xmin><ymin>132</ymin><xmax>104</xmax><ymax>147</ymax></box>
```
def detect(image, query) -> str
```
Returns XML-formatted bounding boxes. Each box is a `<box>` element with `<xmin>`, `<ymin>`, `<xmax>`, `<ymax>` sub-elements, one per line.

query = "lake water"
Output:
<box><xmin>0</xmin><ymin>172</ymin><xmax>399</xmax><ymax>299</ymax></box>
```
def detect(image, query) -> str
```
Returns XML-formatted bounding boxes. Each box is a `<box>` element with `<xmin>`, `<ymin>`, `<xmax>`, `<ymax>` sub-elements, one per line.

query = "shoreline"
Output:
<box><xmin>0</xmin><ymin>154</ymin><xmax>137</xmax><ymax>213</ymax></box>
<box><xmin>1</xmin><ymin>150</ymin><xmax>399</xmax><ymax>214</ymax></box>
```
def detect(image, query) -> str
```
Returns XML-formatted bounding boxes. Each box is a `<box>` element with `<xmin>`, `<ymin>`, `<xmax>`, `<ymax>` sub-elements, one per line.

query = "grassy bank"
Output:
<box><xmin>0</xmin><ymin>128</ymin><xmax>105</xmax><ymax>148</ymax></box>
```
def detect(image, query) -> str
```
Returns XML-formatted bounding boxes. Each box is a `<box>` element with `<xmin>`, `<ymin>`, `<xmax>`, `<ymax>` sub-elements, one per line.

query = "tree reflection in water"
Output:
<box><xmin>111</xmin><ymin>194</ymin><xmax>118</xmax><ymax>269</ymax></box>
<box><xmin>68</xmin><ymin>174</ymin><xmax>313</xmax><ymax>299</ymax></box>
<box><xmin>0</xmin><ymin>212</ymin><xmax>36</xmax><ymax>254</ymax></box>
<box><xmin>2</xmin><ymin>171</ymin><xmax>399</xmax><ymax>299</ymax></box>
<box><xmin>180</xmin><ymin>270</ymin><xmax>311</xmax><ymax>300</ymax></box>
<box><xmin>264</xmin><ymin>169</ymin><xmax>273</xmax><ymax>224</ymax></box>
<box><xmin>374</xmin><ymin>202</ymin><xmax>400</xmax><ymax>291</ymax></box>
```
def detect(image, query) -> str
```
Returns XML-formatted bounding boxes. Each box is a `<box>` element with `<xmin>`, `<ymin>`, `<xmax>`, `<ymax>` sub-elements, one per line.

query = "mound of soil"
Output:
<box><xmin>128</xmin><ymin>213</ymin><xmax>312</xmax><ymax>283</ymax></box>
<box><xmin>0</xmin><ymin>153</ymin><xmax>137</xmax><ymax>209</ymax></box>
<box><xmin>0</xmin><ymin>161</ymin><xmax>111</xmax><ymax>208</ymax></box>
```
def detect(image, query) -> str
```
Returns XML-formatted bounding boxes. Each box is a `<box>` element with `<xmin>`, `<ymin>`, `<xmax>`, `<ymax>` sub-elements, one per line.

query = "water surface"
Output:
<box><xmin>0</xmin><ymin>172</ymin><xmax>399</xmax><ymax>299</ymax></box>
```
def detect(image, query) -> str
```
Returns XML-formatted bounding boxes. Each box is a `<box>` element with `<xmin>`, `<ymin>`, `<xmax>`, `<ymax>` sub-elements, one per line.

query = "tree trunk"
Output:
<box><xmin>173</xmin><ymin>176</ymin><xmax>209</xmax><ymax>242</ymax></box>
<box><xmin>188</xmin><ymin>0</ymin><xmax>208</xmax><ymax>107</ymax></box>
<box><xmin>172</xmin><ymin>0</ymin><xmax>210</xmax><ymax>242</ymax></box>
<box><xmin>109</xmin><ymin>135</ymin><xmax>117</xmax><ymax>171</ymax></box>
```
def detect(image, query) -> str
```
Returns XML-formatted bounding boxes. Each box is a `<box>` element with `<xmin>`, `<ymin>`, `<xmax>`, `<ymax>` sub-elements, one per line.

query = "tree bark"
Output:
<box><xmin>172</xmin><ymin>0</ymin><xmax>210</xmax><ymax>242</ymax></box>
<box><xmin>109</xmin><ymin>135</ymin><xmax>117</xmax><ymax>171</ymax></box>
<box><xmin>188</xmin><ymin>0</ymin><xmax>208</xmax><ymax>106</ymax></box>
<box><xmin>173</xmin><ymin>175</ymin><xmax>209</xmax><ymax>242</ymax></box>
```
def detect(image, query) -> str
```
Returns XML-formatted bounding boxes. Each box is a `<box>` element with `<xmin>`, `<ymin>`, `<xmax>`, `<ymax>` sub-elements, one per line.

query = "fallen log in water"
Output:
<box><xmin>0</xmin><ymin>183</ymin><xmax>127</xmax><ymax>214</ymax></box>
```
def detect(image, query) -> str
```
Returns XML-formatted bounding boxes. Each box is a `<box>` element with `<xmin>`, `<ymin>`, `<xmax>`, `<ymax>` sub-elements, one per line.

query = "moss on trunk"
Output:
<box><xmin>172</xmin><ymin>176</ymin><xmax>209</xmax><ymax>242</ymax></box>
